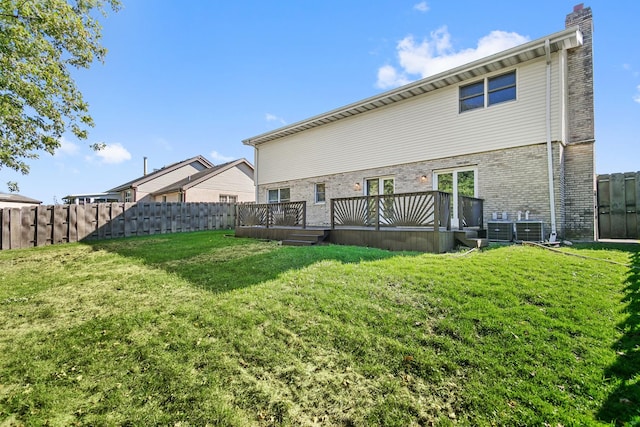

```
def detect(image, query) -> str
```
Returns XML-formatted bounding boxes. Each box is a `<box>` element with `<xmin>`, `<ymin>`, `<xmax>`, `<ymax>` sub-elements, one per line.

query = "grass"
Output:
<box><xmin>0</xmin><ymin>230</ymin><xmax>638</xmax><ymax>426</ymax></box>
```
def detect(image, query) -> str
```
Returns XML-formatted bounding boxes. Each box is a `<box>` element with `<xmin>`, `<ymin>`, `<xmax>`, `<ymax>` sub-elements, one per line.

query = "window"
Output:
<box><xmin>124</xmin><ymin>190</ymin><xmax>133</xmax><ymax>203</ymax></box>
<box><xmin>365</xmin><ymin>177</ymin><xmax>394</xmax><ymax>196</ymax></box>
<box><xmin>315</xmin><ymin>183</ymin><xmax>326</xmax><ymax>204</ymax></box>
<box><xmin>220</xmin><ymin>195</ymin><xmax>238</xmax><ymax>203</ymax></box>
<box><xmin>459</xmin><ymin>80</ymin><xmax>484</xmax><ymax>112</ymax></box>
<box><xmin>267</xmin><ymin>188</ymin><xmax>290</xmax><ymax>203</ymax></box>
<box><xmin>488</xmin><ymin>72</ymin><xmax>516</xmax><ymax>106</ymax></box>
<box><xmin>459</xmin><ymin>71</ymin><xmax>516</xmax><ymax>112</ymax></box>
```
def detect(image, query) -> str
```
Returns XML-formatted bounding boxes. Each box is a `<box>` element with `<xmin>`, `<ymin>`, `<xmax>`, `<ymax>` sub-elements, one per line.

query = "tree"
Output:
<box><xmin>0</xmin><ymin>0</ymin><xmax>119</xmax><ymax>179</ymax></box>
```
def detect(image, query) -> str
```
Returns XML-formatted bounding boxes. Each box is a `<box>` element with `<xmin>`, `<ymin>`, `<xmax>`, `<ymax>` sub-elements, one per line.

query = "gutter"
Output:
<box><xmin>254</xmin><ymin>146</ymin><xmax>260</xmax><ymax>202</ymax></box>
<box><xmin>545</xmin><ymin>39</ymin><xmax>558</xmax><ymax>243</ymax></box>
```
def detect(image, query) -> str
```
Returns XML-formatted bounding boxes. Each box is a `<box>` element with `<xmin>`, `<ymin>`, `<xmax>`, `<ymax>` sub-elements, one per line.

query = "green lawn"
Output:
<box><xmin>0</xmin><ymin>230</ymin><xmax>638</xmax><ymax>426</ymax></box>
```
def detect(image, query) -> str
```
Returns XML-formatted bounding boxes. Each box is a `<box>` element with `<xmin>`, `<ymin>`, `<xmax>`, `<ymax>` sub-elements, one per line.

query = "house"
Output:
<box><xmin>108</xmin><ymin>155</ymin><xmax>215</xmax><ymax>203</ymax></box>
<box><xmin>241</xmin><ymin>5</ymin><xmax>595</xmax><ymax>248</ymax></box>
<box><xmin>0</xmin><ymin>192</ymin><xmax>42</xmax><ymax>209</ymax></box>
<box><xmin>62</xmin><ymin>192</ymin><xmax>120</xmax><ymax>205</ymax></box>
<box><xmin>150</xmin><ymin>158</ymin><xmax>255</xmax><ymax>203</ymax></box>
<box><xmin>65</xmin><ymin>155</ymin><xmax>255</xmax><ymax>205</ymax></box>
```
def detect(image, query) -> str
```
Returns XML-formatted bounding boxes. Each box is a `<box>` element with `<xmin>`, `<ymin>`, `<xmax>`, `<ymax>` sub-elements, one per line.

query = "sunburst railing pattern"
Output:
<box><xmin>331</xmin><ymin>191</ymin><xmax>453</xmax><ymax>230</ymax></box>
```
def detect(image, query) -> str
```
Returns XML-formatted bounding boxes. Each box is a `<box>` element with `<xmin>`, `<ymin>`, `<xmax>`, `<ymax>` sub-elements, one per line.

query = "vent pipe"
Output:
<box><xmin>143</xmin><ymin>157</ymin><xmax>148</xmax><ymax>176</ymax></box>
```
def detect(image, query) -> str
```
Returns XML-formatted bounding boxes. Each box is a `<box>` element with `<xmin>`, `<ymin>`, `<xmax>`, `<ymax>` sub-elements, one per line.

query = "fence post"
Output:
<box><xmin>330</xmin><ymin>199</ymin><xmax>335</xmax><ymax>229</ymax></box>
<box><xmin>375</xmin><ymin>195</ymin><xmax>380</xmax><ymax>231</ymax></box>
<box><xmin>302</xmin><ymin>201</ymin><xmax>307</xmax><ymax>229</ymax></box>
<box><xmin>434</xmin><ymin>192</ymin><xmax>440</xmax><ymax>253</ymax></box>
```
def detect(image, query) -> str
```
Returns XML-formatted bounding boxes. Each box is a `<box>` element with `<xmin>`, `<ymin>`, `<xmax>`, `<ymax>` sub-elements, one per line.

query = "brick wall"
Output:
<box><xmin>564</xmin><ymin>5</ymin><xmax>596</xmax><ymax>240</ymax></box>
<box><xmin>257</xmin><ymin>143</ymin><xmax>565</xmax><ymax>239</ymax></box>
<box><xmin>563</xmin><ymin>141</ymin><xmax>595</xmax><ymax>240</ymax></box>
<box><xmin>565</xmin><ymin>5</ymin><xmax>594</xmax><ymax>144</ymax></box>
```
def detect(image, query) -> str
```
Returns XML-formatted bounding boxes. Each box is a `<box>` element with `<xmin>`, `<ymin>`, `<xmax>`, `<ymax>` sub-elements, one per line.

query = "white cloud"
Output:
<box><xmin>634</xmin><ymin>85</ymin><xmax>640</xmax><ymax>104</ymax></box>
<box><xmin>376</xmin><ymin>26</ymin><xmax>530</xmax><ymax>89</ymax></box>
<box><xmin>265</xmin><ymin>113</ymin><xmax>287</xmax><ymax>125</ymax></box>
<box><xmin>377</xmin><ymin>65</ymin><xmax>410</xmax><ymax>89</ymax></box>
<box><xmin>54</xmin><ymin>136</ymin><xmax>80</xmax><ymax>157</ymax></box>
<box><xmin>413</xmin><ymin>1</ymin><xmax>429</xmax><ymax>13</ymax></box>
<box><xmin>210</xmin><ymin>150</ymin><xmax>235</xmax><ymax>164</ymax></box>
<box><xmin>95</xmin><ymin>143</ymin><xmax>132</xmax><ymax>164</ymax></box>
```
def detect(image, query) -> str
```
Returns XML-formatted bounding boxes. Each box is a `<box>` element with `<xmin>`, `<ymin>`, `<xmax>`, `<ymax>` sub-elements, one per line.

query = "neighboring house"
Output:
<box><xmin>151</xmin><ymin>158</ymin><xmax>255</xmax><ymax>203</ymax></box>
<box><xmin>108</xmin><ymin>155</ymin><xmax>215</xmax><ymax>203</ymax></box>
<box><xmin>0</xmin><ymin>192</ymin><xmax>42</xmax><ymax>209</ymax></box>
<box><xmin>62</xmin><ymin>192</ymin><xmax>120</xmax><ymax>205</ymax></box>
<box><xmin>243</xmin><ymin>5</ymin><xmax>595</xmax><ymax>241</ymax></box>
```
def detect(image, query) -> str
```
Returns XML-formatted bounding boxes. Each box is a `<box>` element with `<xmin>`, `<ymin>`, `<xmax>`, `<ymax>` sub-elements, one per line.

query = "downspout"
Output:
<box><xmin>254</xmin><ymin>145</ymin><xmax>259</xmax><ymax>202</ymax></box>
<box><xmin>545</xmin><ymin>39</ymin><xmax>558</xmax><ymax>242</ymax></box>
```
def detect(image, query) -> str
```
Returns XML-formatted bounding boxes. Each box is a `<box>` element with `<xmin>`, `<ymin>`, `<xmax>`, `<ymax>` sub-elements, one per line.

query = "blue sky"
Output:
<box><xmin>3</xmin><ymin>1</ymin><xmax>639</xmax><ymax>203</ymax></box>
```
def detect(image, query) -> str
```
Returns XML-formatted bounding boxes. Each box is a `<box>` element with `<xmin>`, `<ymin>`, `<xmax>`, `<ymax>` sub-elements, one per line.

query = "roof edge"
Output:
<box><xmin>243</xmin><ymin>26</ymin><xmax>582</xmax><ymax>147</ymax></box>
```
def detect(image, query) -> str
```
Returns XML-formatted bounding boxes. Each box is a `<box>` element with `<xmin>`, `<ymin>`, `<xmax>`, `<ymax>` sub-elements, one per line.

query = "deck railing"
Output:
<box><xmin>331</xmin><ymin>191</ymin><xmax>453</xmax><ymax>231</ymax></box>
<box><xmin>237</xmin><ymin>201</ymin><xmax>306</xmax><ymax>228</ymax></box>
<box><xmin>459</xmin><ymin>195</ymin><xmax>484</xmax><ymax>228</ymax></box>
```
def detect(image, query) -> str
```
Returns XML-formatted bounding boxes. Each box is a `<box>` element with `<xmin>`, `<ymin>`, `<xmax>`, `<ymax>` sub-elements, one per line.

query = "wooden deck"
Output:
<box><xmin>235</xmin><ymin>192</ymin><xmax>486</xmax><ymax>253</ymax></box>
<box><xmin>234</xmin><ymin>226</ymin><xmax>486</xmax><ymax>253</ymax></box>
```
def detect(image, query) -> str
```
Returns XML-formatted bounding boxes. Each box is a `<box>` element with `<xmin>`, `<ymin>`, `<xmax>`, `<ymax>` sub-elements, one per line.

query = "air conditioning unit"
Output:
<box><xmin>487</xmin><ymin>221</ymin><xmax>514</xmax><ymax>242</ymax></box>
<box><xmin>515</xmin><ymin>221</ymin><xmax>544</xmax><ymax>242</ymax></box>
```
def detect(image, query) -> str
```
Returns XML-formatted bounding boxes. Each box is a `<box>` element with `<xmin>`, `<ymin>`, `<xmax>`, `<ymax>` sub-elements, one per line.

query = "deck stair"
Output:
<box><xmin>454</xmin><ymin>229</ymin><xmax>489</xmax><ymax>249</ymax></box>
<box><xmin>282</xmin><ymin>229</ymin><xmax>330</xmax><ymax>246</ymax></box>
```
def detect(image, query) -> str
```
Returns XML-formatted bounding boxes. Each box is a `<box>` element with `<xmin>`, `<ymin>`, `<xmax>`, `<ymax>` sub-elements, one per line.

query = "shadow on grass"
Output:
<box><xmin>85</xmin><ymin>231</ymin><xmax>417</xmax><ymax>294</ymax></box>
<box><xmin>597</xmin><ymin>244</ymin><xmax>640</xmax><ymax>425</ymax></box>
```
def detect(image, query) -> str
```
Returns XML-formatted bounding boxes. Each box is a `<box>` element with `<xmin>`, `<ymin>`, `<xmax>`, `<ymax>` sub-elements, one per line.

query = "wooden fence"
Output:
<box><xmin>597</xmin><ymin>172</ymin><xmax>640</xmax><ymax>239</ymax></box>
<box><xmin>0</xmin><ymin>202</ymin><xmax>236</xmax><ymax>250</ymax></box>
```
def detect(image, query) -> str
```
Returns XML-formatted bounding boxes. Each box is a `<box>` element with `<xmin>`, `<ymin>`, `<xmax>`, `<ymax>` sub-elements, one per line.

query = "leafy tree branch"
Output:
<box><xmin>0</xmin><ymin>0</ymin><xmax>120</xmax><ymax>178</ymax></box>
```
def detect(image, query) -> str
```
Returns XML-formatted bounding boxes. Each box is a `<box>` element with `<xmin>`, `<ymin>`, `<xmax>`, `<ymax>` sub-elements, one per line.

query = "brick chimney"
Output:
<box><xmin>563</xmin><ymin>4</ymin><xmax>596</xmax><ymax>241</ymax></box>
<box><xmin>565</xmin><ymin>4</ymin><xmax>594</xmax><ymax>143</ymax></box>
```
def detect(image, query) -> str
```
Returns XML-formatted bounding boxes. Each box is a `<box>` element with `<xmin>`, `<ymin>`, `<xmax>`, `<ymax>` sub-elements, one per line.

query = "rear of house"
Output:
<box><xmin>243</xmin><ymin>5</ymin><xmax>595</xmax><ymax>242</ymax></box>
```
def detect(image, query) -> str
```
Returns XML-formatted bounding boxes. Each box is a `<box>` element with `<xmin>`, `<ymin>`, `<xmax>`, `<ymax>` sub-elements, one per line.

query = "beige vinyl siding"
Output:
<box><xmin>190</xmin><ymin>165</ymin><xmax>253</xmax><ymax>193</ymax></box>
<box><xmin>153</xmin><ymin>192</ymin><xmax>181</xmax><ymax>202</ymax></box>
<box><xmin>184</xmin><ymin>165</ymin><xmax>255</xmax><ymax>202</ymax></box>
<box><xmin>257</xmin><ymin>55</ymin><xmax>562</xmax><ymax>186</ymax></box>
<box><xmin>137</xmin><ymin>163</ymin><xmax>206</xmax><ymax>195</ymax></box>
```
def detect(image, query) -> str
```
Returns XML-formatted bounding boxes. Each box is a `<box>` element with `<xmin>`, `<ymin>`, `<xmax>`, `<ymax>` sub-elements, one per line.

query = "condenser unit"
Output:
<box><xmin>487</xmin><ymin>221</ymin><xmax>514</xmax><ymax>242</ymax></box>
<box><xmin>515</xmin><ymin>221</ymin><xmax>544</xmax><ymax>242</ymax></box>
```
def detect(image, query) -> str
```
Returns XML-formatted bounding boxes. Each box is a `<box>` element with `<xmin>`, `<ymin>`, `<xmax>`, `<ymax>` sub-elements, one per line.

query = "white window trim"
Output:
<box><xmin>267</xmin><ymin>188</ymin><xmax>290</xmax><ymax>203</ymax></box>
<box><xmin>459</xmin><ymin>69</ymin><xmax>517</xmax><ymax>113</ymax></box>
<box><xmin>433</xmin><ymin>167</ymin><xmax>478</xmax><ymax>229</ymax></box>
<box><xmin>314</xmin><ymin>183</ymin><xmax>326</xmax><ymax>204</ymax></box>
<box><xmin>364</xmin><ymin>176</ymin><xmax>395</xmax><ymax>196</ymax></box>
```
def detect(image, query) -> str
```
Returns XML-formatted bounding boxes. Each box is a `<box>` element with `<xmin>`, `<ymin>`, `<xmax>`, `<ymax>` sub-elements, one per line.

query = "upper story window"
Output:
<box><xmin>459</xmin><ymin>71</ymin><xmax>516</xmax><ymax>113</ymax></box>
<box><xmin>488</xmin><ymin>72</ymin><xmax>516</xmax><ymax>106</ymax></box>
<box><xmin>124</xmin><ymin>190</ymin><xmax>133</xmax><ymax>203</ymax></box>
<box><xmin>315</xmin><ymin>183</ymin><xmax>326</xmax><ymax>204</ymax></box>
<box><xmin>459</xmin><ymin>81</ymin><xmax>485</xmax><ymax>112</ymax></box>
<box><xmin>267</xmin><ymin>188</ymin><xmax>290</xmax><ymax>203</ymax></box>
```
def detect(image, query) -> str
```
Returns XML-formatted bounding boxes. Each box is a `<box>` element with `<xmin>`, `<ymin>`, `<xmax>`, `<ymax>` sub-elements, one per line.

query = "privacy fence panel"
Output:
<box><xmin>0</xmin><ymin>202</ymin><xmax>235</xmax><ymax>250</ymax></box>
<box><xmin>597</xmin><ymin>172</ymin><xmax>640</xmax><ymax>239</ymax></box>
